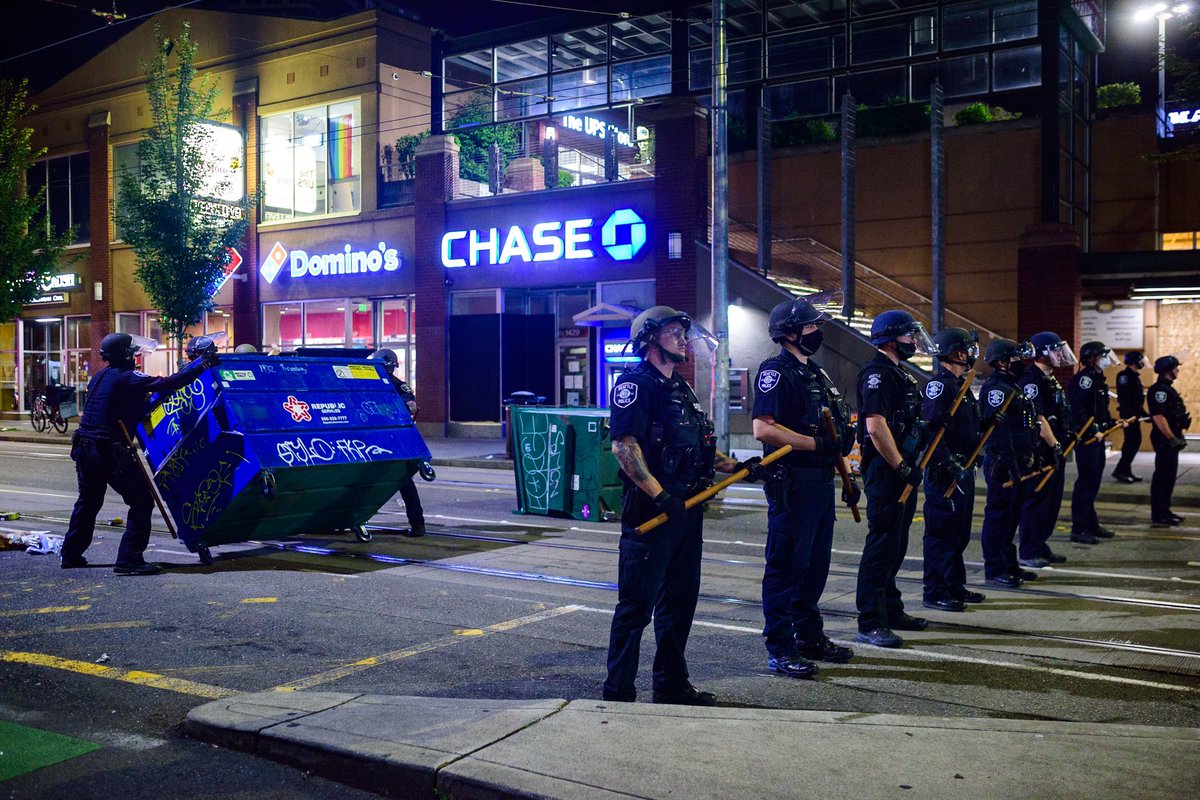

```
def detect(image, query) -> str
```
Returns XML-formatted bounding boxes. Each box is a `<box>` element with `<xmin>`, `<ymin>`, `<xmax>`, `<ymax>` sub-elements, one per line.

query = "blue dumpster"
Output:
<box><xmin>135</xmin><ymin>352</ymin><xmax>431</xmax><ymax>564</ymax></box>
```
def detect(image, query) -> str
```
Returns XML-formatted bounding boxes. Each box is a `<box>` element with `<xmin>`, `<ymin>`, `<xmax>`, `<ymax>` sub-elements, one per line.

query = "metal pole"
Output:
<box><xmin>711</xmin><ymin>0</ymin><xmax>730</xmax><ymax>451</ymax></box>
<box><xmin>930</xmin><ymin>80</ymin><xmax>945</xmax><ymax>333</ymax></box>
<box><xmin>757</xmin><ymin>101</ymin><xmax>772</xmax><ymax>277</ymax></box>
<box><xmin>840</xmin><ymin>93</ymin><xmax>856</xmax><ymax>321</ymax></box>
<box><xmin>1158</xmin><ymin>13</ymin><xmax>1168</xmax><ymax>139</ymax></box>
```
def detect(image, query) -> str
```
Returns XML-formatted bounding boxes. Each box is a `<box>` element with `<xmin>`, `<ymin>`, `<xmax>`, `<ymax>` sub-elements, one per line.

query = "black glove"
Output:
<box><xmin>1170</xmin><ymin>437</ymin><xmax>1188</xmax><ymax>451</ymax></box>
<box><xmin>809</xmin><ymin>427</ymin><xmax>837</xmax><ymax>455</ymax></box>
<box><xmin>1050</xmin><ymin>442</ymin><xmax>1065</xmax><ymax>468</ymax></box>
<box><xmin>939</xmin><ymin>455</ymin><xmax>970</xmax><ymax>485</ymax></box>
<box><xmin>653</xmin><ymin>489</ymin><xmax>687</xmax><ymax>520</ymax></box>
<box><xmin>990</xmin><ymin>408</ymin><xmax>1007</xmax><ymax>427</ymax></box>
<box><xmin>1018</xmin><ymin>453</ymin><xmax>1036</xmax><ymax>473</ymax></box>
<box><xmin>841</xmin><ymin>479</ymin><xmax>862</xmax><ymax>507</ymax></box>
<box><xmin>736</xmin><ymin>457</ymin><xmax>765</xmax><ymax>482</ymax></box>
<box><xmin>1098</xmin><ymin>420</ymin><xmax>1115</xmax><ymax>433</ymax></box>
<box><xmin>896</xmin><ymin>461</ymin><xmax>923</xmax><ymax>487</ymax></box>
<box><xmin>201</xmin><ymin>349</ymin><xmax>220</xmax><ymax>369</ymax></box>
<box><xmin>1184</xmin><ymin>414</ymin><xmax>1192</xmax><ymax>430</ymax></box>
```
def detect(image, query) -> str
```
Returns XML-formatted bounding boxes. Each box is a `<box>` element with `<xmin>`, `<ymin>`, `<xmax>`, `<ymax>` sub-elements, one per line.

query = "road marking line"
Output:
<box><xmin>0</xmin><ymin>605</ymin><xmax>91</xmax><ymax>618</ymax></box>
<box><xmin>240</xmin><ymin>597</ymin><xmax>278</xmax><ymax>604</ymax></box>
<box><xmin>0</xmin><ymin>621</ymin><xmax>150</xmax><ymax>639</ymax></box>
<box><xmin>0</xmin><ymin>488</ymin><xmax>76</xmax><ymax>500</ymax></box>
<box><xmin>572</xmin><ymin>607</ymin><xmax>1198</xmax><ymax>694</ymax></box>
<box><xmin>0</xmin><ymin>650</ymin><xmax>236</xmax><ymax>699</ymax></box>
<box><xmin>274</xmin><ymin>604</ymin><xmax>582</xmax><ymax>692</ymax></box>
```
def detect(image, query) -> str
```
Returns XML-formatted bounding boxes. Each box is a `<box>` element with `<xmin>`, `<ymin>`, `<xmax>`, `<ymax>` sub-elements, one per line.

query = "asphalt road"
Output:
<box><xmin>1</xmin><ymin>439</ymin><xmax>1198</xmax><ymax>798</ymax></box>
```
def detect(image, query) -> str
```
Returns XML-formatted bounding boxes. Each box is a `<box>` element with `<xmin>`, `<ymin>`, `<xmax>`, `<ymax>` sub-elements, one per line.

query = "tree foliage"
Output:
<box><xmin>1097</xmin><ymin>82</ymin><xmax>1142</xmax><ymax>110</ymax></box>
<box><xmin>114</xmin><ymin>22</ymin><xmax>253</xmax><ymax>354</ymax></box>
<box><xmin>0</xmin><ymin>79</ymin><xmax>76</xmax><ymax>323</ymax></box>
<box><xmin>447</xmin><ymin>93</ymin><xmax>520</xmax><ymax>183</ymax></box>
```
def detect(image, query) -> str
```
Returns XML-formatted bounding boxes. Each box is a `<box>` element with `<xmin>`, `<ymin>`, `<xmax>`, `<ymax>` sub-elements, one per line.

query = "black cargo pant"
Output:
<box><xmin>981</xmin><ymin>456</ymin><xmax>1029</xmax><ymax>580</ymax></box>
<box><xmin>1071</xmin><ymin>440</ymin><xmax>1106</xmax><ymax>535</ymax></box>
<box><xmin>1150</xmin><ymin>430</ymin><xmax>1180</xmax><ymax>520</ymax></box>
<box><xmin>398</xmin><ymin>477</ymin><xmax>425</xmax><ymax>531</ymax></box>
<box><xmin>1115</xmin><ymin>422</ymin><xmax>1142</xmax><ymax>476</ymax></box>
<box><xmin>62</xmin><ymin>436</ymin><xmax>155</xmax><ymax>566</ymax></box>
<box><xmin>604</xmin><ymin>485</ymin><xmax>703</xmax><ymax>700</ymax></box>
<box><xmin>856</xmin><ymin>457</ymin><xmax>917</xmax><ymax>632</ymax></box>
<box><xmin>923</xmin><ymin>470</ymin><xmax>974</xmax><ymax>602</ymax></box>
<box><xmin>1018</xmin><ymin>465</ymin><xmax>1064</xmax><ymax>560</ymax></box>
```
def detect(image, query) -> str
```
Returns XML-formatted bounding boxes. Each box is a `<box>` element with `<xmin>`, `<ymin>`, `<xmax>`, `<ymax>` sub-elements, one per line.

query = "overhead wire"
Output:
<box><xmin>2</xmin><ymin>0</ymin><xmax>205</xmax><ymax>64</ymax></box>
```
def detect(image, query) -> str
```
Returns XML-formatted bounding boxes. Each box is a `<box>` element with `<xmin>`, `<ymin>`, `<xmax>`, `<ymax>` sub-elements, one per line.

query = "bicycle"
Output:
<box><xmin>30</xmin><ymin>392</ymin><xmax>69</xmax><ymax>434</ymax></box>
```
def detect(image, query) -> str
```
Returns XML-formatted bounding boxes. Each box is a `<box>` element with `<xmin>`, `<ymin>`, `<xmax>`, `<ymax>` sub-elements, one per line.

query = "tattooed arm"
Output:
<box><xmin>612</xmin><ymin>435</ymin><xmax>665</xmax><ymax>499</ymax></box>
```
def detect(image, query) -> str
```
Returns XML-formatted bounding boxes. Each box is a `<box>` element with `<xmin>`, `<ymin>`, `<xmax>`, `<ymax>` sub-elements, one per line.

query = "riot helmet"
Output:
<box><xmin>1030</xmin><ymin>331</ymin><xmax>1077</xmax><ymax>368</ymax></box>
<box><xmin>233</xmin><ymin>343</ymin><xmax>258</xmax><ymax>354</ymax></box>
<box><xmin>1155</xmin><ymin>355</ymin><xmax>1181</xmax><ymax>375</ymax></box>
<box><xmin>985</xmin><ymin>338</ymin><xmax>1035</xmax><ymax>371</ymax></box>
<box><xmin>1079</xmin><ymin>341</ymin><xmax>1115</xmax><ymax>369</ymax></box>
<box><xmin>185</xmin><ymin>335</ymin><xmax>218</xmax><ymax>362</ymax></box>
<box><xmin>931</xmin><ymin>327</ymin><xmax>979</xmax><ymax>367</ymax></box>
<box><xmin>1125</xmin><ymin>351</ymin><xmax>1145</xmax><ymax>369</ymax></box>
<box><xmin>99</xmin><ymin>332</ymin><xmax>139</xmax><ymax>363</ymax></box>
<box><xmin>370</xmin><ymin>348</ymin><xmax>400</xmax><ymax>372</ymax></box>
<box><xmin>768</xmin><ymin>297</ymin><xmax>827</xmax><ymax>355</ymax></box>
<box><xmin>869</xmin><ymin>309</ymin><xmax>934</xmax><ymax>361</ymax></box>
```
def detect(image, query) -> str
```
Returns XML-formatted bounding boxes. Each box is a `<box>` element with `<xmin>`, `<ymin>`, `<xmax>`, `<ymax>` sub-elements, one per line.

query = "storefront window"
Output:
<box><xmin>0</xmin><ymin>323</ymin><xmax>18</xmax><ymax>413</ymax></box>
<box><xmin>379</xmin><ymin>297</ymin><xmax>415</xmax><ymax>389</ymax></box>
<box><xmin>303</xmin><ymin>300</ymin><xmax>346</xmax><ymax>346</ymax></box>
<box><xmin>260</xmin><ymin>99</ymin><xmax>361</xmax><ymax>222</ymax></box>
<box><xmin>451</xmin><ymin>290</ymin><xmax>500</xmax><ymax>315</ymax></box>
<box><xmin>22</xmin><ymin>318</ymin><xmax>62</xmax><ymax>409</ymax></box>
<box><xmin>1162</xmin><ymin>232</ymin><xmax>1199</xmax><ymax>251</ymax></box>
<box><xmin>263</xmin><ymin>304</ymin><xmax>304</xmax><ymax>352</ymax></box>
<box><xmin>349</xmin><ymin>298</ymin><xmax>373</xmax><ymax>347</ymax></box>
<box><xmin>65</xmin><ymin>316</ymin><xmax>91</xmax><ymax>404</ymax></box>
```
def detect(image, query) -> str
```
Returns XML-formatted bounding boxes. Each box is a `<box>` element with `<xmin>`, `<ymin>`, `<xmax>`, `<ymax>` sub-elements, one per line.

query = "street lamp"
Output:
<box><xmin>1134</xmin><ymin>2</ymin><xmax>1192</xmax><ymax>138</ymax></box>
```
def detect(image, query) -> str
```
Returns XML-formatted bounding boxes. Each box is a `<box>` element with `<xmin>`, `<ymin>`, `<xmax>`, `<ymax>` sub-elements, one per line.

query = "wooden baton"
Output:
<box><xmin>898</xmin><ymin>368</ymin><xmax>976</xmax><ymax>504</ymax></box>
<box><xmin>944</xmin><ymin>391</ymin><xmax>1013</xmax><ymax>499</ymax></box>
<box><xmin>1031</xmin><ymin>415</ymin><xmax>1095</xmax><ymax>493</ymax></box>
<box><xmin>118</xmin><ymin>420</ymin><xmax>178</xmax><ymax>540</ymax></box>
<box><xmin>823</xmin><ymin>407</ymin><xmax>861</xmax><ymax>523</ymax></box>
<box><xmin>1081</xmin><ymin>416</ymin><xmax>1140</xmax><ymax>446</ymax></box>
<box><xmin>634</xmin><ymin>445</ymin><xmax>794</xmax><ymax>535</ymax></box>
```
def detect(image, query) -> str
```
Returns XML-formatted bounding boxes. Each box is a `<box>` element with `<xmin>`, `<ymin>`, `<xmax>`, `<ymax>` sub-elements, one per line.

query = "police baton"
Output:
<box><xmin>1081</xmin><ymin>415</ymin><xmax>1140</xmax><ymax>446</ymax></box>
<box><xmin>117</xmin><ymin>420</ymin><xmax>178</xmax><ymax>540</ymax></box>
<box><xmin>1032</xmin><ymin>415</ymin><xmax>1095</xmax><ymax>494</ymax></box>
<box><xmin>899</xmin><ymin>368</ymin><xmax>975</xmax><ymax>505</ymax></box>
<box><xmin>1002</xmin><ymin>465</ymin><xmax>1053</xmax><ymax>489</ymax></box>
<box><xmin>823</xmin><ymin>408</ymin><xmax>861</xmax><ymax>523</ymax></box>
<box><xmin>634</xmin><ymin>445</ymin><xmax>794</xmax><ymax>535</ymax></box>
<box><xmin>943</xmin><ymin>391</ymin><xmax>1013</xmax><ymax>499</ymax></box>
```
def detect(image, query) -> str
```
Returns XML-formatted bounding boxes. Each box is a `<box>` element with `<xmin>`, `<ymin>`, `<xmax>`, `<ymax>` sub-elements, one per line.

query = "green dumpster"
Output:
<box><xmin>510</xmin><ymin>406</ymin><xmax>622</xmax><ymax>522</ymax></box>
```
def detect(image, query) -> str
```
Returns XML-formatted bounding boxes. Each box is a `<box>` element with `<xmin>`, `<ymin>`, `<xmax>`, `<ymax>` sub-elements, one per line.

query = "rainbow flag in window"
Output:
<box><xmin>329</xmin><ymin>114</ymin><xmax>354</xmax><ymax>179</ymax></box>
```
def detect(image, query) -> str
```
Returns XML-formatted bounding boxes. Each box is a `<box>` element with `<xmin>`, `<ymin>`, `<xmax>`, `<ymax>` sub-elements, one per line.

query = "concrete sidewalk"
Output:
<box><xmin>186</xmin><ymin>691</ymin><xmax>1199</xmax><ymax>800</ymax></box>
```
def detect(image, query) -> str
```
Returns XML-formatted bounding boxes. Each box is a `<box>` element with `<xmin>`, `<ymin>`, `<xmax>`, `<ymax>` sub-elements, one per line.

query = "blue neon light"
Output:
<box><xmin>442</xmin><ymin>208</ymin><xmax>647</xmax><ymax>268</ymax></box>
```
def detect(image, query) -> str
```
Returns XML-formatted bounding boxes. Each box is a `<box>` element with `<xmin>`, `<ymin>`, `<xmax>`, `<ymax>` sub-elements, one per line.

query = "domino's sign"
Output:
<box><xmin>441</xmin><ymin>208</ymin><xmax>648</xmax><ymax>268</ymax></box>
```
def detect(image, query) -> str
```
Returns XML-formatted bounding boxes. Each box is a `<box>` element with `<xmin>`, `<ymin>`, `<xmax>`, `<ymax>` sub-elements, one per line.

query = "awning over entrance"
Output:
<box><xmin>572</xmin><ymin>302</ymin><xmax>642</xmax><ymax>326</ymax></box>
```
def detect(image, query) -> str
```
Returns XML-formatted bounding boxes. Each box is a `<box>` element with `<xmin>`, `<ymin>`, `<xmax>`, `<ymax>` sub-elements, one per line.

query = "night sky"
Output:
<box><xmin>0</xmin><ymin>1</ymin><xmax>1180</xmax><ymax>104</ymax></box>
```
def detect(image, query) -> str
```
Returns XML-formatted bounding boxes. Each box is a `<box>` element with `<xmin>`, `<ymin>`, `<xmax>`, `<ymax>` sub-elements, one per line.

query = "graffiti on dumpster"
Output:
<box><xmin>518</xmin><ymin>416</ymin><xmax>564</xmax><ymax>513</ymax></box>
<box><xmin>181</xmin><ymin>451</ymin><xmax>241</xmax><ymax>530</ymax></box>
<box><xmin>155</xmin><ymin>435</ymin><xmax>211</xmax><ymax>493</ymax></box>
<box><xmin>357</xmin><ymin>399</ymin><xmax>400</xmax><ymax>423</ymax></box>
<box><xmin>158</xmin><ymin>379</ymin><xmax>209</xmax><ymax>420</ymax></box>
<box><xmin>274</xmin><ymin>436</ymin><xmax>394</xmax><ymax>467</ymax></box>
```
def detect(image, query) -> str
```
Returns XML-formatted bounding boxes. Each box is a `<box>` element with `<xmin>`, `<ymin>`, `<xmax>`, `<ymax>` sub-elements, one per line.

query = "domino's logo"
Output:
<box><xmin>601</xmin><ymin>208</ymin><xmax>647</xmax><ymax>261</ymax></box>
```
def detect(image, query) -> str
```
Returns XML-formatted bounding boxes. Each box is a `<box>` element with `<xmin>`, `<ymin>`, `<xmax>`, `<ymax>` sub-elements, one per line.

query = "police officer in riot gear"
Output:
<box><xmin>1016</xmin><ymin>332</ymin><xmax>1074</xmax><ymax>564</ymax></box>
<box><xmin>979</xmin><ymin>339</ymin><xmax>1041</xmax><ymax>589</ymax></box>
<box><xmin>753</xmin><ymin>298</ymin><xmax>857</xmax><ymax>677</ymax></box>
<box><xmin>1067</xmin><ymin>341</ymin><xmax>1117</xmax><ymax>543</ymax></box>
<box><xmin>372</xmin><ymin>348</ymin><xmax>425</xmax><ymax>538</ymax></box>
<box><xmin>854</xmin><ymin>310</ymin><xmax>935</xmax><ymax>648</ymax></box>
<box><xmin>185</xmin><ymin>335</ymin><xmax>218</xmax><ymax>363</ymax></box>
<box><xmin>233</xmin><ymin>343</ymin><xmax>259</xmax><ymax>354</ymax></box>
<box><xmin>603</xmin><ymin>306</ymin><xmax>741</xmax><ymax>705</ymax></box>
<box><xmin>1114</xmin><ymin>351</ymin><xmax>1148</xmax><ymax>483</ymax></box>
<box><xmin>1148</xmin><ymin>355</ymin><xmax>1190</xmax><ymax>526</ymax></box>
<box><xmin>60</xmin><ymin>333</ymin><xmax>216</xmax><ymax>574</ymax></box>
<box><xmin>920</xmin><ymin>328</ymin><xmax>982</xmax><ymax>611</ymax></box>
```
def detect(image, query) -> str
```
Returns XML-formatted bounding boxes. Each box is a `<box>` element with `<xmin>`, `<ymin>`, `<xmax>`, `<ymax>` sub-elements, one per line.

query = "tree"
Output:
<box><xmin>447</xmin><ymin>93</ymin><xmax>519</xmax><ymax>183</ymax></box>
<box><xmin>0</xmin><ymin>79</ymin><xmax>76</xmax><ymax>322</ymax></box>
<box><xmin>115</xmin><ymin>22</ymin><xmax>253</xmax><ymax>357</ymax></box>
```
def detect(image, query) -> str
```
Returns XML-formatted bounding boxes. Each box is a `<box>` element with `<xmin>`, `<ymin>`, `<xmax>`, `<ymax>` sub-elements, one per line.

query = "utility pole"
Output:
<box><xmin>931</xmin><ymin>81</ymin><xmax>945</xmax><ymax>333</ymax></box>
<box><xmin>711</xmin><ymin>0</ymin><xmax>730</xmax><ymax>450</ymax></box>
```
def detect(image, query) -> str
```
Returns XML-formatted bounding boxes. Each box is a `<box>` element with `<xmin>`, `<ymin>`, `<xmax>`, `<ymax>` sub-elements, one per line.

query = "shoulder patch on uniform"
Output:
<box><xmin>865</xmin><ymin>372</ymin><xmax>882</xmax><ymax>390</ymax></box>
<box><xmin>613</xmin><ymin>382</ymin><xmax>638</xmax><ymax>409</ymax></box>
<box><xmin>1079</xmin><ymin>375</ymin><xmax>1093</xmax><ymax>390</ymax></box>
<box><xmin>1117</xmin><ymin>374</ymin><xmax>1127</xmax><ymax>384</ymax></box>
<box><xmin>925</xmin><ymin>381</ymin><xmax>944</xmax><ymax>399</ymax></box>
<box><xmin>757</xmin><ymin>370</ymin><xmax>781</xmax><ymax>393</ymax></box>
<box><xmin>987</xmin><ymin>388</ymin><xmax>1006</xmax><ymax>407</ymax></box>
<box><xmin>1155</xmin><ymin>390</ymin><xmax>1168</xmax><ymax>403</ymax></box>
<box><xmin>1023</xmin><ymin>383</ymin><xmax>1039</xmax><ymax>399</ymax></box>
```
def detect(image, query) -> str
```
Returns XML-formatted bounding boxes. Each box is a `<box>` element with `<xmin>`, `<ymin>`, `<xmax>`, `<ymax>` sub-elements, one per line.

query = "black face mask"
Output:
<box><xmin>797</xmin><ymin>329</ymin><xmax>823</xmax><ymax>356</ymax></box>
<box><xmin>895</xmin><ymin>341</ymin><xmax>917</xmax><ymax>361</ymax></box>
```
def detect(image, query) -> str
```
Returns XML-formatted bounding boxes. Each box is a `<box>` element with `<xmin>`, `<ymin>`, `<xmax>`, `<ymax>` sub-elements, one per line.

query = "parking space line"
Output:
<box><xmin>0</xmin><ymin>605</ymin><xmax>91</xmax><ymax>618</ymax></box>
<box><xmin>0</xmin><ymin>621</ymin><xmax>151</xmax><ymax>639</ymax></box>
<box><xmin>274</xmin><ymin>604</ymin><xmax>582</xmax><ymax>692</ymax></box>
<box><xmin>0</xmin><ymin>650</ymin><xmax>237</xmax><ymax>699</ymax></box>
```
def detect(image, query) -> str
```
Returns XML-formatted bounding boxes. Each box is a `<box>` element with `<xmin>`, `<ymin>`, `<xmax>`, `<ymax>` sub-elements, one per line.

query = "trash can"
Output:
<box><xmin>509</xmin><ymin>406</ymin><xmax>621</xmax><ymax>522</ymax></box>
<box><xmin>135</xmin><ymin>352</ymin><xmax>431</xmax><ymax>564</ymax></box>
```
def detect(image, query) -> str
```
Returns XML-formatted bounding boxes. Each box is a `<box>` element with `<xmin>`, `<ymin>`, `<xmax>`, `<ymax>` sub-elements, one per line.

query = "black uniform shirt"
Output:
<box><xmin>857</xmin><ymin>352</ymin><xmax>922</xmax><ymax>462</ymax></box>
<box><xmin>1067</xmin><ymin>366</ymin><xmax>1114</xmax><ymax>436</ymax></box>
<box><xmin>78</xmin><ymin>358</ymin><xmax>208</xmax><ymax>441</ymax></box>
<box><xmin>752</xmin><ymin>349</ymin><xmax>844</xmax><ymax>469</ymax></box>
<box><xmin>1116</xmin><ymin>367</ymin><xmax>1147</xmax><ymax>418</ymax></box>
<box><xmin>1148</xmin><ymin>379</ymin><xmax>1189</xmax><ymax>437</ymax></box>
<box><xmin>921</xmin><ymin>367</ymin><xmax>979</xmax><ymax>464</ymax></box>
<box><xmin>1017</xmin><ymin>364</ymin><xmax>1071</xmax><ymax>443</ymax></box>
<box><xmin>980</xmin><ymin>371</ymin><xmax>1038</xmax><ymax>468</ymax></box>
<box><xmin>610</xmin><ymin>360</ymin><xmax>710</xmax><ymax>488</ymax></box>
<box><xmin>388</xmin><ymin>373</ymin><xmax>418</xmax><ymax>419</ymax></box>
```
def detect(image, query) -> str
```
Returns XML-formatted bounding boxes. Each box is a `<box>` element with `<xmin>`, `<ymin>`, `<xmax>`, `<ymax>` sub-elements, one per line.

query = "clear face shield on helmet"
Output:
<box><xmin>1012</xmin><ymin>341</ymin><xmax>1036</xmax><ymax>363</ymax></box>
<box><xmin>1095</xmin><ymin>349</ymin><xmax>1117</xmax><ymax>370</ymax></box>
<box><xmin>1044</xmin><ymin>341</ymin><xmax>1077</xmax><ymax>368</ymax></box>
<box><xmin>901</xmin><ymin>322</ymin><xmax>936</xmax><ymax>355</ymax></box>
<box><xmin>654</xmin><ymin>318</ymin><xmax>720</xmax><ymax>360</ymax></box>
<box><xmin>129</xmin><ymin>334</ymin><xmax>159</xmax><ymax>356</ymax></box>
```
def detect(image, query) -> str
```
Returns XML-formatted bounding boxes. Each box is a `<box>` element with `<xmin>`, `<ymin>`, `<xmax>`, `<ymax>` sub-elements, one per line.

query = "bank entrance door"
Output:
<box><xmin>559</xmin><ymin>343</ymin><xmax>589</xmax><ymax>407</ymax></box>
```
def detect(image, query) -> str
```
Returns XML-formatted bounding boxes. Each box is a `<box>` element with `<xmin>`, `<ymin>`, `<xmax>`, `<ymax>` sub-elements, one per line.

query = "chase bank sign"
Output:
<box><xmin>441</xmin><ymin>208</ymin><xmax>647</xmax><ymax>268</ymax></box>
